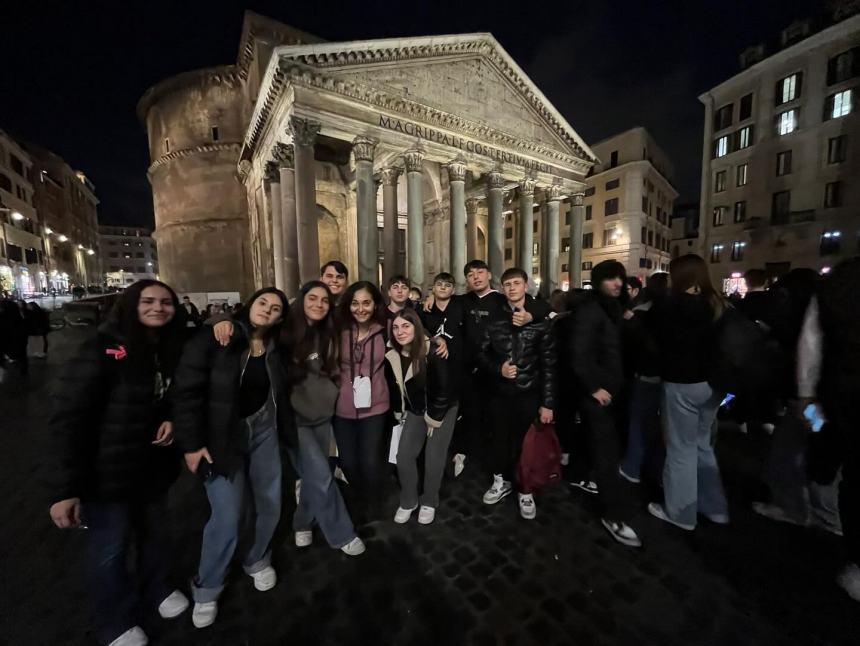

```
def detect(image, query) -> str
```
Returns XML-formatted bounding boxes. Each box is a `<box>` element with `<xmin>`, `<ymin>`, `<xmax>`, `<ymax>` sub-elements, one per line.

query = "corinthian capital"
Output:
<box><xmin>571</xmin><ymin>193</ymin><xmax>584</xmax><ymax>207</ymax></box>
<box><xmin>465</xmin><ymin>198</ymin><xmax>480</xmax><ymax>214</ymax></box>
<box><xmin>518</xmin><ymin>176</ymin><xmax>537</xmax><ymax>196</ymax></box>
<box><xmin>352</xmin><ymin>136</ymin><xmax>378</xmax><ymax>163</ymax></box>
<box><xmin>446</xmin><ymin>155</ymin><xmax>467</xmax><ymax>183</ymax></box>
<box><xmin>237</xmin><ymin>159</ymin><xmax>252</xmax><ymax>181</ymax></box>
<box><xmin>403</xmin><ymin>146</ymin><xmax>424</xmax><ymax>173</ymax></box>
<box><xmin>288</xmin><ymin>116</ymin><xmax>321</xmax><ymax>147</ymax></box>
<box><xmin>264</xmin><ymin>161</ymin><xmax>280</xmax><ymax>182</ymax></box>
<box><xmin>487</xmin><ymin>169</ymin><xmax>505</xmax><ymax>191</ymax></box>
<box><xmin>545</xmin><ymin>183</ymin><xmax>564</xmax><ymax>202</ymax></box>
<box><xmin>379</xmin><ymin>167</ymin><xmax>401</xmax><ymax>186</ymax></box>
<box><xmin>272</xmin><ymin>142</ymin><xmax>295</xmax><ymax>169</ymax></box>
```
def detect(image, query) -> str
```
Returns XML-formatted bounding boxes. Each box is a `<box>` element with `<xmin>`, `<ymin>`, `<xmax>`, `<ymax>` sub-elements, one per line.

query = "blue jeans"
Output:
<box><xmin>621</xmin><ymin>377</ymin><xmax>662</xmax><ymax>480</ymax></box>
<box><xmin>84</xmin><ymin>496</ymin><xmax>173</xmax><ymax>645</ymax></box>
<box><xmin>662</xmin><ymin>381</ymin><xmax>728</xmax><ymax>527</ymax></box>
<box><xmin>290</xmin><ymin>421</ymin><xmax>356</xmax><ymax>549</ymax></box>
<box><xmin>193</xmin><ymin>399</ymin><xmax>282</xmax><ymax>603</ymax></box>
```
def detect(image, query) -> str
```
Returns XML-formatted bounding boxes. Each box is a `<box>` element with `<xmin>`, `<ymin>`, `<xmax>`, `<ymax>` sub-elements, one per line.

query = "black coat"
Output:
<box><xmin>45</xmin><ymin>324</ymin><xmax>180</xmax><ymax>504</ymax></box>
<box><xmin>565</xmin><ymin>292</ymin><xmax>624</xmax><ymax>398</ymax></box>
<box><xmin>384</xmin><ymin>342</ymin><xmax>454</xmax><ymax>426</ymax></box>
<box><xmin>652</xmin><ymin>293</ymin><xmax>716</xmax><ymax>384</ymax></box>
<box><xmin>477</xmin><ymin>299</ymin><xmax>556</xmax><ymax>409</ymax></box>
<box><xmin>171</xmin><ymin>325</ymin><xmax>296</xmax><ymax>476</ymax></box>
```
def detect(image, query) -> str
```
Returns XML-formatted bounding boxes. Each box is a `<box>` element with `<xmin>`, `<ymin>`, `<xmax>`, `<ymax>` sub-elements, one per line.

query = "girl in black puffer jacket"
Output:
<box><xmin>46</xmin><ymin>279</ymin><xmax>189</xmax><ymax>646</ymax></box>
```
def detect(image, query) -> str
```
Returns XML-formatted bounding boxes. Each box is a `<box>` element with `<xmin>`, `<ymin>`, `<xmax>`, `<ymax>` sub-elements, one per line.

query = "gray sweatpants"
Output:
<box><xmin>396</xmin><ymin>405</ymin><xmax>459</xmax><ymax>509</ymax></box>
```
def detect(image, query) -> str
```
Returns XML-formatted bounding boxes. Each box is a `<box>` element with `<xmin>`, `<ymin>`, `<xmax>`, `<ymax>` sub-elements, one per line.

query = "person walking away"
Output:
<box><xmin>172</xmin><ymin>288</ymin><xmax>291</xmax><ymax>629</ymax></box>
<box><xmin>566</xmin><ymin>261</ymin><xmax>642</xmax><ymax>547</ymax></box>
<box><xmin>46</xmin><ymin>280</ymin><xmax>189</xmax><ymax>646</ymax></box>
<box><xmin>648</xmin><ymin>255</ymin><xmax>729</xmax><ymax>531</ymax></box>
<box><xmin>386</xmin><ymin>309</ymin><xmax>457</xmax><ymax>524</ymax></box>
<box><xmin>478</xmin><ymin>268</ymin><xmax>555</xmax><ymax>520</ymax></box>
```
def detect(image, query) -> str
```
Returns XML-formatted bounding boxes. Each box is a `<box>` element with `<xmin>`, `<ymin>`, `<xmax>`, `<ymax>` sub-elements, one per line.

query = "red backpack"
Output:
<box><xmin>516</xmin><ymin>422</ymin><xmax>562</xmax><ymax>493</ymax></box>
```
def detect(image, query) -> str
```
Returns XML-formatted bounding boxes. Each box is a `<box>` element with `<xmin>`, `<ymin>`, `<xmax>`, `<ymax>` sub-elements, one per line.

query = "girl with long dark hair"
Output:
<box><xmin>283</xmin><ymin>281</ymin><xmax>365</xmax><ymax>555</ymax></box>
<box><xmin>648</xmin><ymin>254</ymin><xmax>729</xmax><ymax>531</ymax></box>
<box><xmin>332</xmin><ymin>281</ymin><xmax>390</xmax><ymax>517</ymax></box>
<box><xmin>47</xmin><ymin>279</ymin><xmax>189</xmax><ymax>646</ymax></box>
<box><xmin>172</xmin><ymin>287</ymin><xmax>290</xmax><ymax>629</ymax></box>
<box><xmin>386</xmin><ymin>308</ymin><xmax>457</xmax><ymax>525</ymax></box>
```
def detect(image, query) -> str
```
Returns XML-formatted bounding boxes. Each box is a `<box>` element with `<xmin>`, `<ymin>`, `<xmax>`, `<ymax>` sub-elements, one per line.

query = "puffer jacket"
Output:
<box><xmin>477</xmin><ymin>299</ymin><xmax>556</xmax><ymax>409</ymax></box>
<box><xmin>384</xmin><ymin>339</ymin><xmax>455</xmax><ymax>427</ymax></box>
<box><xmin>172</xmin><ymin>323</ymin><xmax>296</xmax><ymax>477</ymax></box>
<box><xmin>45</xmin><ymin>323</ymin><xmax>180</xmax><ymax>504</ymax></box>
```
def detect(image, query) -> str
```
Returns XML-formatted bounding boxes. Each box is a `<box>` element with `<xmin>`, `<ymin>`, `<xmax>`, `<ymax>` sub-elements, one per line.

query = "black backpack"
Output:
<box><xmin>708</xmin><ymin>305</ymin><xmax>785</xmax><ymax>395</ymax></box>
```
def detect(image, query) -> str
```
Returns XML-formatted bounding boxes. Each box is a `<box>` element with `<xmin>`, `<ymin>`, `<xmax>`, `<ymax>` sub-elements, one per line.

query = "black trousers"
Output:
<box><xmin>451</xmin><ymin>368</ymin><xmax>489</xmax><ymax>460</ymax></box>
<box><xmin>577</xmin><ymin>397</ymin><xmax>634</xmax><ymax>524</ymax></box>
<box><xmin>488</xmin><ymin>391</ymin><xmax>539</xmax><ymax>491</ymax></box>
<box><xmin>823</xmin><ymin>394</ymin><xmax>860</xmax><ymax>566</ymax></box>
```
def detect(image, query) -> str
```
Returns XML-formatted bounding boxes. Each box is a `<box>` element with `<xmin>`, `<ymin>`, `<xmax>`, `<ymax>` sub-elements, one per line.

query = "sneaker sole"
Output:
<box><xmin>483</xmin><ymin>488</ymin><xmax>513</xmax><ymax>505</ymax></box>
<box><xmin>569</xmin><ymin>482</ymin><xmax>599</xmax><ymax>495</ymax></box>
<box><xmin>618</xmin><ymin>468</ymin><xmax>641</xmax><ymax>484</ymax></box>
<box><xmin>601</xmin><ymin>519</ymin><xmax>642</xmax><ymax>548</ymax></box>
<box><xmin>648</xmin><ymin>504</ymin><xmax>695</xmax><ymax>531</ymax></box>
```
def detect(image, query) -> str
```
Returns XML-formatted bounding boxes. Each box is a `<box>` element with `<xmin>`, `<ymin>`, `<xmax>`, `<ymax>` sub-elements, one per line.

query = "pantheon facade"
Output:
<box><xmin>138</xmin><ymin>12</ymin><xmax>596</xmax><ymax>298</ymax></box>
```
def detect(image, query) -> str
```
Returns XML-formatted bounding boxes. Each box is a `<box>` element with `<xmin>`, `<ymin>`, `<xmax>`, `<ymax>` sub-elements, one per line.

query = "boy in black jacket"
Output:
<box><xmin>478</xmin><ymin>267</ymin><xmax>555</xmax><ymax>520</ymax></box>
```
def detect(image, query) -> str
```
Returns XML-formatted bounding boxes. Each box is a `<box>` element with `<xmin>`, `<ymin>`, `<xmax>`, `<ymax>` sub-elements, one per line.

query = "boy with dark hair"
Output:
<box><xmin>478</xmin><ymin>267</ymin><xmax>555</xmax><ymax>519</ymax></box>
<box><xmin>385</xmin><ymin>275</ymin><xmax>412</xmax><ymax>319</ymax></box>
<box><xmin>320</xmin><ymin>261</ymin><xmax>349</xmax><ymax>302</ymax></box>
<box><xmin>420</xmin><ymin>271</ymin><xmax>466</xmax><ymax>394</ymax></box>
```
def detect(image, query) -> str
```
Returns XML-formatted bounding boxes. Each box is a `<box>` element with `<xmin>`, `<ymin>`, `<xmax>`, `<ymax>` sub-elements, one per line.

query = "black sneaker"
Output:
<box><xmin>569</xmin><ymin>480</ymin><xmax>599</xmax><ymax>495</ymax></box>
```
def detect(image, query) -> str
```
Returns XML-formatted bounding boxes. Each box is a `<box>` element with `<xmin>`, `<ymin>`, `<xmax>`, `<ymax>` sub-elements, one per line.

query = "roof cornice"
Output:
<box><xmin>147</xmin><ymin>142</ymin><xmax>243</xmax><ymax>177</ymax></box>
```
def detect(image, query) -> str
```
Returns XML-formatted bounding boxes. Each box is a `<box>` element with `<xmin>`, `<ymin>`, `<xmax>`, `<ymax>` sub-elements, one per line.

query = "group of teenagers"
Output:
<box><xmin>46</xmin><ymin>250</ymin><xmax>852</xmax><ymax>646</ymax></box>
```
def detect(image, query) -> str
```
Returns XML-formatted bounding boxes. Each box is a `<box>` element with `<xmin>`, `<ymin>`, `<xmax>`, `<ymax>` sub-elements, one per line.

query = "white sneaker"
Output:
<box><xmin>483</xmin><ymin>475</ymin><xmax>512</xmax><ymax>505</ymax></box>
<box><xmin>417</xmin><ymin>506</ymin><xmax>436</xmax><ymax>525</ymax></box>
<box><xmin>453</xmin><ymin>453</ymin><xmax>466</xmax><ymax>477</ymax></box>
<box><xmin>249</xmin><ymin>565</ymin><xmax>277</xmax><ymax>591</ymax></box>
<box><xmin>648</xmin><ymin>502</ymin><xmax>695</xmax><ymax>531</ymax></box>
<box><xmin>394</xmin><ymin>506</ymin><xmax>417</xmax><ymax>524</ymax></box>
<box><xmin>192</xmin><ymin>601</ymin><xmax>218</xmax><ymax>628</ymax></box>
<box><xmin>601</xmin><ymin>519</ymin><xmax>643</xmax><ymax>548</ymax></box>
<box><xmin>518</xmin><ymin>493</ymin><xmax>536</xmax><ymax>520</ymax></box>
<box><xmin>837</xmin><ymin>563</ymin><xmax>860</xmax><ymax>602</ymax></box>
<box><xmin>340</xmin><ymin>536</ymin><xmax>366</xmax><ymax>556</ymax></box>
<box><xmin>295</xmin><ymin>530</ymin><xmax>313</xmax><ymax>547</ymax></box>
<box><xmin>157</xmin><ymin>589</ymin><xmax>189</xmax><ymax>619</ymax></box>
<box><xmin>108</xmin><ymin>626</ymin><xmax>148</xmax><ymax>646</ymax></box>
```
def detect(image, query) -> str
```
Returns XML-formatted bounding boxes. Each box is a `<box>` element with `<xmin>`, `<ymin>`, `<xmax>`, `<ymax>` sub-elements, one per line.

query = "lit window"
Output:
<box><xmin>736</xmin><ymin>163</ymin><xmax>748</xmax><ymax>187</ymax></box>
<box><xmin>776</xmin><ymin>73</ymin><xmax>801</xmax><ymax>105</ymax></box>
<box><xmin>776</xmin><ymin>109</ymin><xmax>798</xmax><ymax>135</ymax></box>
<box><xmin>737</xmin><ymin>126</ymin><xmax>753</xmax><ymax>149</ymax></box>
<box><xmin>820</xmin><ymin>230</ymin><xmax>841</xmax><ymax>256</ymax></box>
<box><xmin>731</xmin><ymin>241</ymin><xmax>746</xmax><ymax>261</ymax></box>
<box><xmin>710</xmin><ymin>243</ymin><xmax>724</xmax><ymax>263</ymax></box>
<box><xmin>715</xmin><ymin>170</ymin><xmax>727</xmax><ymax>193</ymax></box>
<box><xmin>714</xmin><ymin>136</ymin><xmax>729</xmax><ymax>158</ymax></box>
<box><xmin>713</xmin><ymin>206</ymin><xmax>727</xmax><ymax>227</ymax></box>
<box><xmin>825</xmin><ymin>89</ymin><xmax>853</xmax><ymax>120</ymax></box>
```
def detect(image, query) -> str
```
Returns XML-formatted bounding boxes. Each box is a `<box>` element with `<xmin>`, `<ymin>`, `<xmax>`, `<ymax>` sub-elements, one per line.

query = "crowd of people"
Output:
<box><xmin>0</xmin><ymin>298</ymin><xmax>50</xmax><ymax>375</ymax></box>
<box><xmin>41</xmin><ymin>254</ymin><xmax>860</xmax><ymax>646</ymax></box>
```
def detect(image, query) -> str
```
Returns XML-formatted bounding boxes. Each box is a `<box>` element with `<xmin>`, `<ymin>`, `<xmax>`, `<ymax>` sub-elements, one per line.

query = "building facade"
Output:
<box><xmin>0</xmin><ymin>129</ymin><xmax>44</xmax><ymax>295</ymax></box>
<box><xmin>25</xmin><ymin>144</ymin><xmax>100</xmax><ymax>291</ymax></box>
<box><xmin>99</xmin><ymin>225</ymin><xmax>158</xmax><ymax>287</ymax></box>
<box><xmin>138</xmin><ymin>12</ymin><xmax>597</xmax><ymax>298</ymax></box>
<box><xmin>698</xmin><ymin>11</ymin><xmax>860</xmax><ymax>292</ymax></box>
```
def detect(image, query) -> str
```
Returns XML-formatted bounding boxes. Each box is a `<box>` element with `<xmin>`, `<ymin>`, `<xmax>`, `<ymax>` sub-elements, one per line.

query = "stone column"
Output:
<box><xmin>289</xmin><ymin>116</ymin><xmax>321</xmax><ymax>284</ymax></box>
<box><xmin>517</xmin><ymin>176</ymin><xmax>537</xmax><ymax>270</ymax></box>
<box><xmin>568</xmin><ymin>193</ymin><xmax>585</xmax><ymax>289</ymax></box>
<box><xmin>466</xmin><ymin>198</ymin><xmax>479</xmax><ymax>263</ymax></box>
<box><xmin>380</xmin><ymin>167</ymin><xmax>402</xmax><ymax>284</ymax></box>
<box><xmin>486</xmin><ymin>169</ymin><xmax>505</xmax><ymax>280</ymax></box>
<box><xmin>404</xmin><ymin>146</ymin><xmax>425</xmax><ymax>286</ymax></box>
<box><xmin>446</xmin><ymin>156</ymin><xmax>467</xmax><ymax>289</ymax></box>
<box><xmin>273</xmin><ymin>142</ymin><xmax>298</xmax><ymax>297</ymax></box>
<box><xmin>264</xmin><ymin>161</ymin><xmax>285</xmax><ymax>291</ymax></box>
<box><xmin>543</xmin><ymin>183</ymin><xmax>563</xmax><ymax>297</ymax></box>
<box><xmin>353</xmin><ymin>136</ymin><xmax>379</xmax><ymax>283</ymax></box>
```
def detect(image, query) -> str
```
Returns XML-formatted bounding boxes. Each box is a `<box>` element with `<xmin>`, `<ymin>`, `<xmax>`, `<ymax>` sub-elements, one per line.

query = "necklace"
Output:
<box><xmin>250</xmin><ymin>340</ymin><xmax>266</xmax><ymax>357</ymax></box>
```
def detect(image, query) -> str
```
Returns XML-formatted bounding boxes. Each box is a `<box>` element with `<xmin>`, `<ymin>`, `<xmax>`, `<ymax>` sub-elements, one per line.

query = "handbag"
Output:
<box><xmin>516</xmin><ymin>421</ymin><xmax>562</xmax><ymax>493</ymax></box>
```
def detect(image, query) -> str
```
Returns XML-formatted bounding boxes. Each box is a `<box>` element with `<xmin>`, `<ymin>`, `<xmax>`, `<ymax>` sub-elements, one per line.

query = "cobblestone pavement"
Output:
<box><xmin>2</xmin><ymin>328</ymin><xmax>859</xmax><ymax>645</ymax></box>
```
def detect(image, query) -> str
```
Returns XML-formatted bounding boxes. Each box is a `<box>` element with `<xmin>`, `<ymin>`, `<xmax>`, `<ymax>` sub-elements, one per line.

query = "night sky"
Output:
<box><xmin>1</xmin><ymin>0</ymin><xmax>824</xmax><ymax>227</ymax></box>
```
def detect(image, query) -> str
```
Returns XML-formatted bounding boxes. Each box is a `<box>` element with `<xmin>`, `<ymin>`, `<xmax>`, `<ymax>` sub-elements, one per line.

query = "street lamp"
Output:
<box><xmin>11</xmin><ymin>211</ymin><xmax>24</xmax><ymax>221</ymax></box>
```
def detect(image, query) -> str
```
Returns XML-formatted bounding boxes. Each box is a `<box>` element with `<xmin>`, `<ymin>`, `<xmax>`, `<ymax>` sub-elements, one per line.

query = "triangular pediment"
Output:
<box><xmin>273</xmin><ymin>34</ymin><xmax>596</xmax><ymax>164</ymax></box>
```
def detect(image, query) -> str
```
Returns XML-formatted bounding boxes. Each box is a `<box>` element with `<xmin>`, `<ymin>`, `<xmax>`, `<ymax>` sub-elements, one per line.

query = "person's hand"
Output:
<box><xmin>592</xmin><ymin>388</ymin><xmax>612</xmax><ymax>406</ymax></box>
<box><xmin>512</xmin><ymin>309</ymin><xmax>533</xmax><ymax>327</ymax></box>
<box><xmin>539</xmin><ymin>407</ymin><xmax>554</xmax><ymax>424</ymax></box>
<box><xmin>423</xmin><ymin>295</ymin><xmax>435</xmax><ymax>313</ymax></box>
<box><xmin>434</xmin><ymin>337</ymin><xmax>449</xmax><ymax>359</ymax></box>
<box><xmin>501</xmin><ymin>360</ymin><xmax>517</xmax><ymax>379</ymax></box>
<box><xmin>50</xmin><ymin>498</ymin><xmax>82</xmax><ymax>529</ymax></box>
<box><xmin>184</xmin><ymin>448</ymin><xmax>213</xmax><ymax>474</ymax></box>
<box><xmin>152</xmin><ymin>421</ymin><xmax>173</xmax><ymax>446</ymax></box>
<box><xmin>213</xmin><ymin>321</ymin><xmax>234</xmax><ymax>347</ymax></box>
<box><xmin>623</xmin><ymin>310</ymin><xmax>635</xmax><ymax>320</ymax></box>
